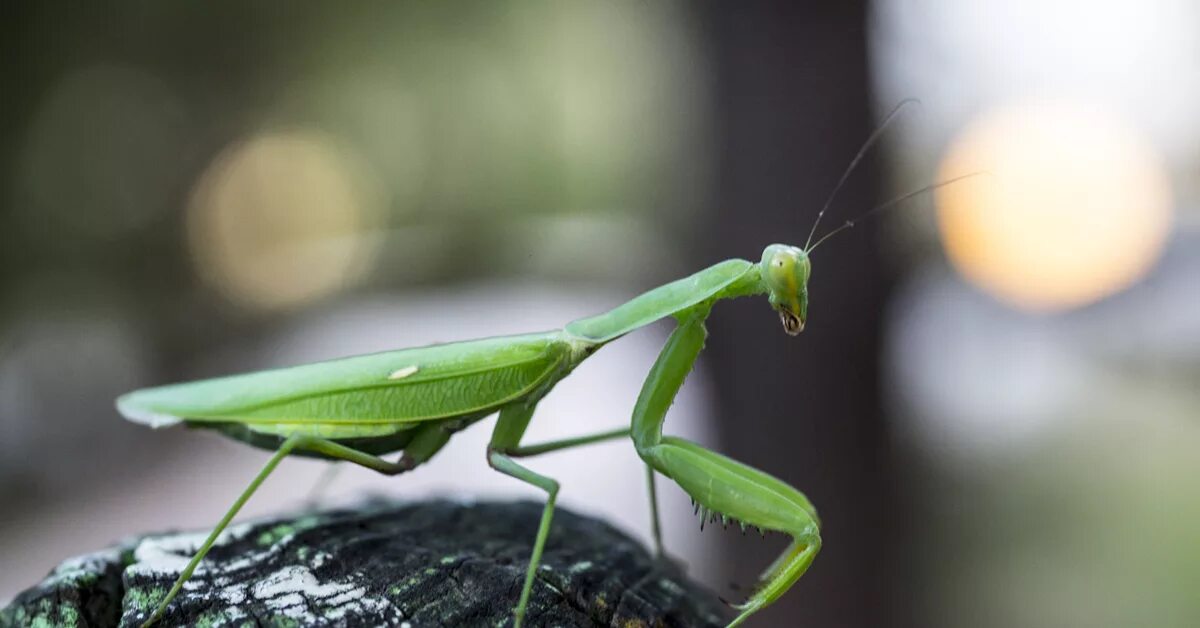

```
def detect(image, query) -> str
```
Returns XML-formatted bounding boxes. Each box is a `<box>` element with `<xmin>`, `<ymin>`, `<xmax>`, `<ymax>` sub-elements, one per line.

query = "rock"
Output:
<box><xmin>2</xmin><ymin>500</ymin><xmax>728</xmax><ymax>627</ymax></box>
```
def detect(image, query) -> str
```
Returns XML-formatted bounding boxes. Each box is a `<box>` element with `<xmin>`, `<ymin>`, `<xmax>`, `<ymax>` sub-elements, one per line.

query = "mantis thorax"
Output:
<box><xmin>760</xmin><ymin>244</ymin><xmax>810</xmax><ymax>336</ymax></box>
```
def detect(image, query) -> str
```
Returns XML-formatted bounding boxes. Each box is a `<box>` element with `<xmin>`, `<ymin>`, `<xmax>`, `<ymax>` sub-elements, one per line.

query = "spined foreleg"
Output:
<box><xmin>631</xmin><ymin>306</ymin><xmax>821</xmax><ymax>626</ymax></box>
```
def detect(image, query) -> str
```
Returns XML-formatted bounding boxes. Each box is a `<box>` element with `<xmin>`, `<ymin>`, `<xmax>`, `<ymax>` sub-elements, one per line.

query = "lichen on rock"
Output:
<box><xmin>2</xmin><ymin>500</ymin><xmax>726</xmax><ymax>627</ymax></box>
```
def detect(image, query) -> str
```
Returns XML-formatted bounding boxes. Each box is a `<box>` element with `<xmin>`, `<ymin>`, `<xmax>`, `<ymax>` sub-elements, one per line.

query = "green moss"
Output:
<box><xmin>256</xmin><ymin>515</ymin><xmax>321</xmax><ymax>546</ymax></box>
<box><xmin>126</xmin><ymin>585</ymin><xmax>166</xmax><ymax>612</ymax></box>
<box><xmin>193</xmin><ymin>610</ymin><xmax>230</xmax><ymax>628</ymax></box>
<box><xmin>73</xmin><ymin>571</ymin><xmax>98</xmax><ymax>587</ymax></box>
<box><xmin>5</xmin><ymin>598</ymin><xmax>82</xmax><ymax>628</ymax></box>
<box><xmin>256</xmin><ymin>524</ymin><xmax>296</xmax><ymax>546</ymax></box>
<box><xmin>193</xmin><ymin>609</ymin><xmax>295</xmax><ymax>628</ymax></box>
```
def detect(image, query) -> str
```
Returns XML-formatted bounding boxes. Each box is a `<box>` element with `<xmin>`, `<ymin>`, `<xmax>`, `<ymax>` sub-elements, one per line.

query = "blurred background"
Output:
<box><xmin>2</xmin><ymin>2</ymin><xmax>1198</xmax><ymax>627</ymax></box>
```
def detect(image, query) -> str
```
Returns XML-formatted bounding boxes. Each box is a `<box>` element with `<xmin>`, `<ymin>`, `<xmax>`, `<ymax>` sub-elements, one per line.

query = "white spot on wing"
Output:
<box><xmin>387</xmin><ymin>365</ymin><xmax>419</xmax><ymax>380</ymax></box>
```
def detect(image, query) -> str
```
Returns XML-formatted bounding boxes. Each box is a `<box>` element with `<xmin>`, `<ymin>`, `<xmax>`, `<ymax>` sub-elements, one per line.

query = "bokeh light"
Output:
<box><xmin>17</xmin><ymin>65</ymin><xmax>190</xmax><ymax>242</ymax></box>
<box><xmin>187</xmin><ymin>130</ymin><xmax>385</xmax><ymax>312</ymax></box>
<box><xmin>936</xmin><ymin>101</ymin><xmax>1173</xmax><ymax>311</ymax></box>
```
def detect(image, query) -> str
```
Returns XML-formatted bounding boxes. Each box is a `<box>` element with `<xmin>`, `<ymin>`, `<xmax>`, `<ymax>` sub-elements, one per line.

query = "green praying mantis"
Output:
<box><xmin>117</xmin><ymin>102</ymin><xmax>959</xmax><ymax>627</ymax></box>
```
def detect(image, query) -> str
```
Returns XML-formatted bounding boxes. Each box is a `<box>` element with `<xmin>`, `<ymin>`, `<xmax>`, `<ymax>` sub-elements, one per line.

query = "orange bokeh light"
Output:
<box><xmin>936</xmin><ymin>101</ymin><xmax>1173</xmax><ymax>311</ymax></box>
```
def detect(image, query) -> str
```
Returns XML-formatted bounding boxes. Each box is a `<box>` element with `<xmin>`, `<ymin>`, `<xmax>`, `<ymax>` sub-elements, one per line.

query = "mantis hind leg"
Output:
<box><xmin>139</xmin><ymin>426</ymin><xmax>447</xmax><ymax>628</ymax></box>
<box><xmin>631</xmin><ymin>306</ymin><xmax>821</xmax><ymax>627</ymax></box>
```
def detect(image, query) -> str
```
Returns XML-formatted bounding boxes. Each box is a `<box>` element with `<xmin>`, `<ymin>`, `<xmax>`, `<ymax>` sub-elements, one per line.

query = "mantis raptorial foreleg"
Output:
<box><xmin>632</xmin><ymin>305</ymin><xmax>822</xmax><ymax>627</ymax></box>
<box><xmin>140</xmin><ymin>427</ymin><xmax>451</xmax><ymax>628</ymax></box>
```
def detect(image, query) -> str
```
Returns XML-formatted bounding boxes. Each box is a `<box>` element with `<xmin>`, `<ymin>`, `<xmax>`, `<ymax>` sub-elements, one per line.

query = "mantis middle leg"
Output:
<box><xmin>490</xmin><ymin>408</ymin><xmax>659</xmax><ymax>626</ymax></box>
<box><xmin>632</xmin><ymin>305</ymin><xmax>822</xmax><ymax>628</ymax></box>
<box><xmin>487</xmin><ymin>403</ymin><xmax>563</xmax><ymax>628</ymax></box>
<box><xmin>505</xmin><ymin>426</ymin><xmax>669</xmax><ymax>559</ymax></box>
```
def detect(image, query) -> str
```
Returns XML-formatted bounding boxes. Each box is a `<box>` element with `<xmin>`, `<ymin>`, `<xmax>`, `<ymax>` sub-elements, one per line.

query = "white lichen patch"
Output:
<box><xmin>219</xmin><ymin>586</ymin><xmax>247</xmax><ymax>606</ymax></box>
<box><xmin>123</xmin><ymin>513</ymin><xmax>392</xmax><ymax>625</ymax></box>
<box><xmin>567</xmin><ymin>560</ymin><xmax>594</xmax><ymax>574</ymax></box>
<box><xmin>41</xmin><ymin>547</ymin><xmax>123</xmax><ymax>589</ymax></box>
<box><xmin>126</xmin><ymin>512</ymin><xmax>293</xmax><ymax>578</ymax></box>
<box><xmin>131</xmin><ymin>522</ymin><xmax>400</xmax><ymax>624</ymax></box>
<box><xmin>387</xmin><ymin>365</ymin><xmax>419</xmax><ymax>380</ymax></box>
<box><xmin>310</xmin><ymin>550</ymin><xmax>331</xmax><ymax>569</ymax></box>
<box><xmin>248</xmin><ymin>565</ymin><xmax>397</xmax><ymax>621</ymax></box>
<box><xmin>129</xmin><ymin>524</ymin><xmax>250</xmax><ymax>576</ymax></box>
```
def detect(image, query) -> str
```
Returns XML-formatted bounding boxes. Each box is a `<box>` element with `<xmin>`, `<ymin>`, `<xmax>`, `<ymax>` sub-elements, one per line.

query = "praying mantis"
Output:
<box><xmin>119</xmin><ymin>245</ymin><xmax>818</xmax><ymax>628</ymax></box>
<box><xmin>117</xmin><ymin>102</ymin><xmax>954</xmax><ymax>627</ymax></box>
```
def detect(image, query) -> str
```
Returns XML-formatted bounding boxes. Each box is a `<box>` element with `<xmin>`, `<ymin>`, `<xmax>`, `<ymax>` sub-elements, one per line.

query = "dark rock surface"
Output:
<box><xmin>2</xmin><ymin>500</ymin><xmax>727</xmax><ymax>627</ymax></box>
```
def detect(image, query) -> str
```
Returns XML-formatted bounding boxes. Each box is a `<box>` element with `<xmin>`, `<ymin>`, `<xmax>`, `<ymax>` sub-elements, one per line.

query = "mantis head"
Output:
<box><xmin>757</xmin><ymin>103</ymin><xmax>973</xmax><ymax>337</ymax></box>
<box><xmin>760</xmin><ymin>244</ymin><xmax>810</xmax><ymax>336</ymax></box>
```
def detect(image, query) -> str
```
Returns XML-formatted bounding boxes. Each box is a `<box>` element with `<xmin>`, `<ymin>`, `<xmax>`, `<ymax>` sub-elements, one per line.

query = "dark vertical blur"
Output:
<box><xmin>697</xmin><ymin>2</ymin><xmax>902</xmax><ymax>626</ymax></box>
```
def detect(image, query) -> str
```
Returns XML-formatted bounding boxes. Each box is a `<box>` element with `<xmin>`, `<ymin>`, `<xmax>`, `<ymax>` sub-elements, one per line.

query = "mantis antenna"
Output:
<box><xmin>806</xmin><ymin>172</ymin><xmax>983</xmax><ymax>253</ymax></box>
<box><xmin>803</xmin><ymin>98</ymin><xmax>921</xmax><ymax>251</ymax></box>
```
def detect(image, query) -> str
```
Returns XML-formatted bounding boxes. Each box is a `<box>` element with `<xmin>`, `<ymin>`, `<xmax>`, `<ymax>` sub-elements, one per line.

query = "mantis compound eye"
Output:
<box><xmin>779</xmin><ymin>310</ymin><xmax>804</xmax><ymax>335</ymax></box>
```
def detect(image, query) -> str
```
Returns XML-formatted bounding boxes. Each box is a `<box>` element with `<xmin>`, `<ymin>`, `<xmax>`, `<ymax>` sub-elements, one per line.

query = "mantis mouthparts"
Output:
<box><xmin>779</xmin><ymin>311</ymin><xmax>804</xmax><ymax>335</ymax></box>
